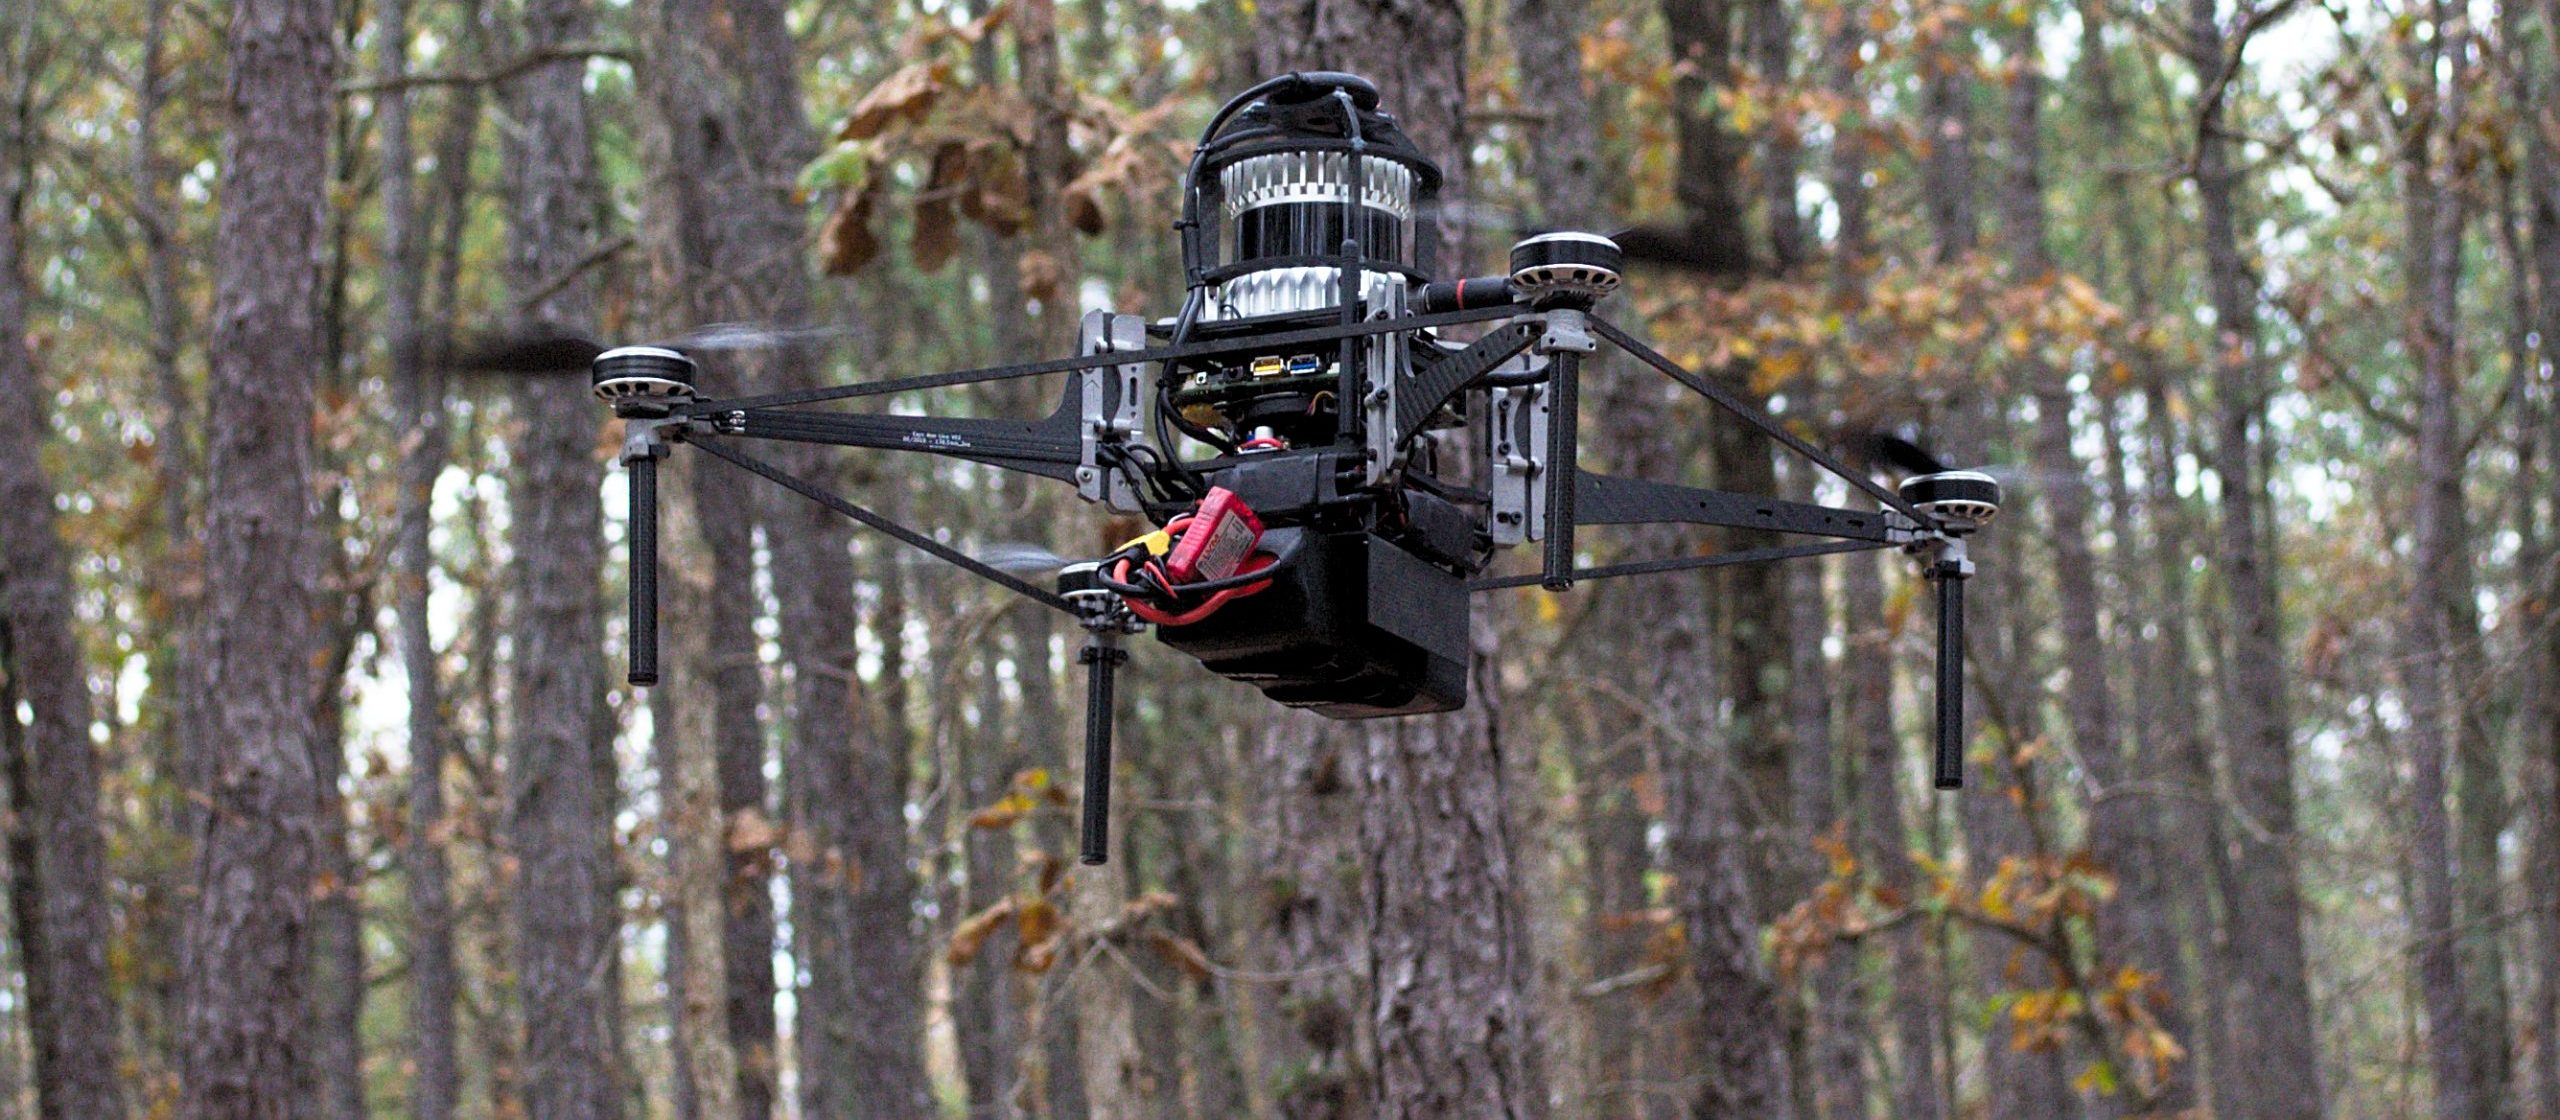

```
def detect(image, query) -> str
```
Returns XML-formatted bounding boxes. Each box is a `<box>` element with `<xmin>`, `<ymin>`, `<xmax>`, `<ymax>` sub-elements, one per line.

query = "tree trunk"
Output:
<box><xmin>500</xmin><ymin>0</ymin><xmax>620</xmax><ymax>1111</ymax></box>
<box><xmin>2185</xmin><ymin>4</ymin><xmax>2326</xmax><ymax>1116</ymax></box>
<box><xmin>1651</xmin><ymin>5</ymin><xmax>1808</xmax><ymax>1115</ymax></box>
<box><xmin>0</xmin><ymin>31</ymin><xmax>126</xmax><ymax>1118</ymax></box>
<box><xmin>1507</xmin><ymin>0</ymin><xmax>1601</xmax><ymax>230</ymax></box>
<box><xmin>378</xmin><ymin>0</ymin><xmax>471</xmax><ymax>1112</ymax></box>
<box><xmin>1844</xmin><ymin>544</ymin><xmax>1945</xmax><ymax>1120</ymax></box>
<box><xmin>2001</xmin><ymin>14</ymin><xmax>2175</xmax><ymax>1115</ymax></box>
<box><xmin>2523</xmin><ymin>8</ymin><xmax>2560</xmax><ymax>1116</ymax></box>
<box><xmin>309</xmin><ymin>31</ymin><xmax>373</xmax><ymax>1111</ymax></box>
<box><xmin>630</xmin><ymin>0</ymin><xmax>788</xmax><ymax>1109</ymax></box>
<box><xmin>2397</xmin><ymin>8</ymin><xmax>2494</xmax><ymax>1115</ymax></box>
<box><xmin>1250</xmin><ymin>714</ymin><xmax>1373</xmax><ymax>1119</ymax></box>
<box><xmin>179</xmin><ymin>0</ymin><xmax>334</xmax><ymax>1110</ymax></box>
<box><xmin>672</xmin><ymin>0</ymin><xmax>938</xmax><ymax>1103</ymax></box>
<box><xmin>1823</xmin><ymin>6</ymin><xmax>1942</xmax><ymax>1110</ymax></box>
<box><xmin>658</xmin><ymin>465</ymin><xmax>744</xmax><ymax>1120</ymax></box>
<box><xmin>124</xmin><ymin>0</ymin><xmax>202</xmax><ymax>1072</ymax></box>
<box><xmin>0</xmin><ymin>618</ymin><xmax>56</xmax><ymax>1119</ymax></box>
<box><xmin>2069</xmin><ymin>8</ymin><xmax>2211</xmax><ymax>1112</ymax></box>
<box><xmin>1361</xmin><ymin>696</ymin><xmax>1545</xmax><ymax>1120</ymax></box>
<box><xmin>1263</xmin><ymin>4</ymin><xmax>1543</xmax><ymax>1115</ymax></box>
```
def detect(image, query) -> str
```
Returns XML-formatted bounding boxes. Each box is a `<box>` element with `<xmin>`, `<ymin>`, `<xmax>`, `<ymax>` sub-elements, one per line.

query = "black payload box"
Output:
<box><xmin>1153</xmin><ymin>528</ymin><xmax>1468</xmax><ymax>718</ymax></box>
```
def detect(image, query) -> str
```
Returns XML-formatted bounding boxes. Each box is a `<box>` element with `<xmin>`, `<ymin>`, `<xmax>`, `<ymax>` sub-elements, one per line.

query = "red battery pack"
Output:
<box><xmin>1166</xmin><ymin>488</ymin><xmax>1264</xmax><ymax>584</ymax></box>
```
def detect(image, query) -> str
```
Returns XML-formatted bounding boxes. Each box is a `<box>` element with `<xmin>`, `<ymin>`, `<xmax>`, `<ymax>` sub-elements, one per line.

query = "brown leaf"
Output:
<box><xmin>1065</xmin><ymin>189</ymin><xmax>1106</xmax><ymax>236</ymax></box>
<box><xmin>1029</xmin><ymin>849</ymin><xmax>1066</xmax><ymax>895</ymax></box>
<box><xmin>926</xmin><ymin>139</ymin><xmax>975</xmax><ymax>189</ymax></box>
<box><xmin>727</xmin><ymin>808</ymin><xmax>781</xmax><ymax>854</ymax></box>
<box><xmin>819</xmin><ymin>185</ymin><xmax>881</xmax><ymax>275</ymax></box>
<box><xmin>1149</xmin><ymin>932</ymin><xmax>1214</xmax><ymax>982</ymax></box>
<box><xmin>947</xmin><ymin>897</ymin><xmax>1017</xmax><ymax>965</ymax></box>
<box><xmin>1016</xmin><ymin>897</ymin><xmax>1064</xmax><ymax>953</ymax></box>
<box><xmin>1018</xmin><ymin>934</ymin><xmax>1062</xmax><ymax>974</ymax></box>
<box><xmin>782</xmin><ymin>825</ymin><xmax>819</xmax><ymax>869</ymax></box>
<box><xmin>911</xmin><ymin>195</ymin><xmax>961</xmax><ymax>272</ymax></box>
<box><xmin>955</xmin><ymin>1</ymin><xmax>1010</xmax><ymax>42</ymax></box>
<box><xmin>838</xmin><ymin>61</ymin><xmax>949</xmax><ymax>142</ymax></box>
<box><xmin>969</xmin><ymin>793</ymin><xmax>1033</xmax><ymax>831</ymax></box>
<box><xmin>1017</xmin><ymin>249</ymin><xmax>1067</xmax><ymax>303</ymax></box>
<box><xmin>1629</xmin><ymin>771</ymin><xmax>1667</xmax><ymax>817</ymax></box>
<box><xmin>962</xmin><ymin>149</ymin><xmax>1032</xmax><ymax>237</ymax></box>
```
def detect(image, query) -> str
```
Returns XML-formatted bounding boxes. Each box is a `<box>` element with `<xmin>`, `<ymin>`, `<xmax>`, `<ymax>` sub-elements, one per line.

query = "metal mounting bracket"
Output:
<box><xmin>1487</xmin><ymin>379</ymin><xmax>1549</xmax><ymax>546</ymax></box>
<box><xmin>1079</xmin><ymin>310</ymin><xmax>1152</xmax><ymax>512</ymax></box>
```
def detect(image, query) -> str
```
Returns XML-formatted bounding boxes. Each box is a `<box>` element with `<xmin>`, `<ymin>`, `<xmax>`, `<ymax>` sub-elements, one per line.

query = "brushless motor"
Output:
<box><xmin>1899</xmin><ymin>470</ymin><xmax>2002</xmax><ymax>534</ymax></box>
<box><xmin>1508</xmin><ymin>232</ymin><xmax>1622</xmax><ymax>310</ymax></box>
<box><xmin>591</xmin><ymin>346</ymin><xmax>698</xmax><ymax>415</ymax></box>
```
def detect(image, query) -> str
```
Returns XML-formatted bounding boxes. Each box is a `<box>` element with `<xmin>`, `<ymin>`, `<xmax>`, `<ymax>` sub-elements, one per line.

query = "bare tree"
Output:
<box><xmin>2184</xmin><ymin>2</ymin><xmax>2326</xmax><ymax>1115</ymax></box>
<box><xmin>0</xmin><ymin>7</ymin><xmax>127</xmax><ymax>1113</ymax></box>
<box><xmin>2389</xmin><ymin>1</ymin><xmax>2498</xmax><ymax>1114</ymax></box>
<box><xmin>500</xmin><ymin>0</ymin><xmax>621</xmax><ymax>1112</ymax></box>
<box><xmin>178</xmin><ymin>0</ymin><xmax>335</xmax><ymax>1111</ymax></box>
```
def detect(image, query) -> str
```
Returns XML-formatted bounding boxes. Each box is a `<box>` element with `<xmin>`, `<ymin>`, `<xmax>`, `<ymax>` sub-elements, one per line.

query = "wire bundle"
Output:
<box><xmin>1096</xmin><ymin>514</ymin><xmax>1296</xmax><ymax>626</ymax></box>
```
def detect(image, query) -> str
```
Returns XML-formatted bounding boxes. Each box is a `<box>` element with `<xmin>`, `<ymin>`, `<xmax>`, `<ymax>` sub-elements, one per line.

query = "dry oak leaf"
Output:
<box><xmin>1018</xmin><ymin>249</ymin><xmax>1067</xmax><ymax>303</ymax></box>
<box><xmin>838</xmin><ymin>61</ymin><xmax>951</xmax><ymax>142</ymax></box>
<box><xmin>1150</xmin><ymin>932</ymin><xmax>1215</xmax><ymax>982</ymax></box>
<box><xmin>1016</xmin><ymin>897</ymin><xmax>1064</xmax><ymax>953</ymax></box>
<box><xmin>948</xmin><ymin>897</ymin><xmax>1018</xmax><ymax>966</ymax></box>
<box><xmin>819</xmin><ymin>184</ymin><xmax>881</xmax><ymax>275</ymax></box>
<box><xmin>726</xmin><ymin>807</ymin><xmax>781</xmax><ymax>854</ymax></box>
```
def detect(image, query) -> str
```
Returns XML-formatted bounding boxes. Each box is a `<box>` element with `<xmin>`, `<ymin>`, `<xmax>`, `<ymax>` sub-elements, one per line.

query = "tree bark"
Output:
<box><xmin>309</xmin><ymin>22</ymin><xmax>373</xmax><ymax>1109</ymax></box>
<box><xmin>179</xmin><ymin>0</ymin><xmax>335</xmax><ymax>1110</ymax></box>
<box><xmin>0</xmin><ymin>617</ymin><xmax>56</xmax><ymax>1119</ymax></box>
<box><xmin>500</xmin><ymin>0</ymin><xmax>620</xmax><ymax>1111</ymax></box>
<box><xmin>630</xmin><ymin>0</ymin><xmax>787</xmax><ymax>1109</ymax></box>
<box><xmin>656</xmin><ymin>465</ymin><xmax>743</xmax><ymax>1120</ymax></box>
<box><xmin>1361</xmin><ymin>696</ymin><xmax>1546</xmax><ymax>1120</ymax></box>
<box><xmin>378</xmin><ymin>0</ymin><xmax>469</xmax><ymax>1111</ymax></box>
<box><xmin>1844</xmin><ymin>544</ymin><xmax>1945</xmax><ymax>1120</ymax></box>
<box><xmin>2184</xmin><ymin>4</ymin><xmax>2326</xmax><ymax>1116</ymax></box>
<box><xmin>1250</xmin><ymin>714</ymin><xmax>1373</xmax><ymax>1119</ymax></box>
<box><xmin>671</xmin><ymin>0</ymin><xmax>938</xmax><ymax>1104</ymax></box>
<box><xmin>1824</xmin><ymin>6</ymin><xmax>1943</xmax><ymax>1111</ymax></box>
<box><xmin>0</xmin><ymin>28</ymin><xmax>126</xmax><ymax>1118</ymax></box>
<box><xmin>2523</xmin><ymin>7</ymin><xmax>2560</xmax><ymax>1116</ymax></box>
<box><xmin>1256</xmin><ymin>4</ymin><xmax>1544</xmax><ymax>1115</ymax></box>
<box><xmin>1508</xmin><ymin>0</ymin><xmax>1602</xmax><ymax>230</ymax></box>
<box><xmin>2395</xmin><ymin>6</ymin><xmax>2495</xmax><ymax>1115</ymax></box>
<box><xmin>2002</xmin><ymin>14</ymin><xmax>2181</xmax><ymax>1115</ymax></box>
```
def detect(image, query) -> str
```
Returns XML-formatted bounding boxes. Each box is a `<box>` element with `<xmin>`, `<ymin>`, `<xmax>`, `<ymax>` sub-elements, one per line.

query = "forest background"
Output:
<box><xmin>0</xmin><ymin>0</ymin><xmax>2548</xmax><ymax>1115</ymax></box>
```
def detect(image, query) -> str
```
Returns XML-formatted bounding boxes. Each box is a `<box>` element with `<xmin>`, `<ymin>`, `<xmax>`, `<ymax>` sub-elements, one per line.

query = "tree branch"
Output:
<box><xmin>338</xmin><ymin>43</ymin><xmax>632</xmax><ymax>95</ymax></box>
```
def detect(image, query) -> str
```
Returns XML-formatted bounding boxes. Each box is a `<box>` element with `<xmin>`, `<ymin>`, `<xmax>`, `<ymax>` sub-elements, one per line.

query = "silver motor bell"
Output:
<box><xmin>591</xmin><ymin>346</ymin><xmax>698</xmax><ymax>416</ymax></box>
<box><xmin>1898</xmin><ymin>470</ymin><xmax>2001</xmax><ymax>535</ymax></box>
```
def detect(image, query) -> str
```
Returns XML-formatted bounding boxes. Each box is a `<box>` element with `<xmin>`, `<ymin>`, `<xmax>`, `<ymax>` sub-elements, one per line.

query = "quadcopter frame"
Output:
<box><xmin>606</xmin><ymin>294</ymin><xmax>1983</xmax><ymax>865</ymax></box>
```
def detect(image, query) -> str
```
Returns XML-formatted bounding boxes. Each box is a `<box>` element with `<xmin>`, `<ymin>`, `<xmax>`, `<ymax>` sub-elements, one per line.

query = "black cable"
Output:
<box><xmin>1097</xmin><ymin>533</ymin><xmax>1307</xmax><ymax>600</ymax></box>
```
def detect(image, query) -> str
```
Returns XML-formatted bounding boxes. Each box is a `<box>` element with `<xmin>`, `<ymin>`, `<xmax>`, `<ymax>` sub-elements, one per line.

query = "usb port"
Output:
<box><xmin>1250</xmin><ymin>356</ymin><xmax>1286</xmax><ymax>379</ymax></box>
<box><xmin>1286</xmin><ymin>354</ymin><xmax>1322</xmax><ymax>376</ymax></box>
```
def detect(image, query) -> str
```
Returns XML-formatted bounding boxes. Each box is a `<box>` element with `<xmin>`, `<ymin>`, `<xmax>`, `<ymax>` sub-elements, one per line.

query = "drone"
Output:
<box><xmin>590</xmin><ymin>72</ymin><xmax>2002</xmax><ymax>865</ymax></box>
